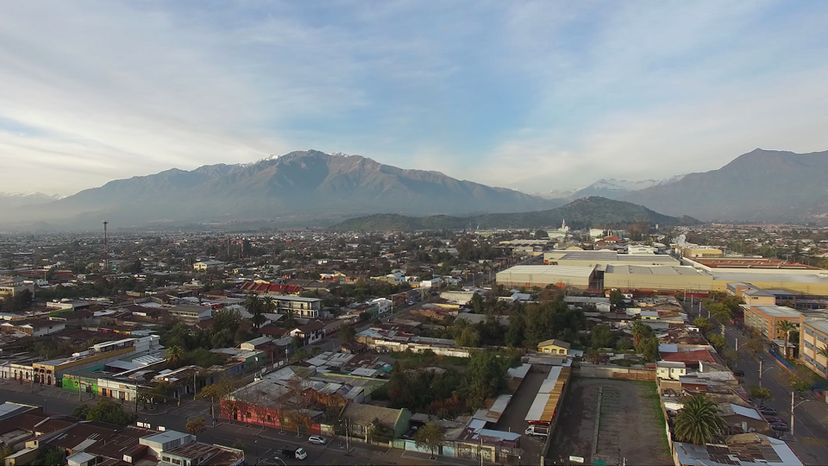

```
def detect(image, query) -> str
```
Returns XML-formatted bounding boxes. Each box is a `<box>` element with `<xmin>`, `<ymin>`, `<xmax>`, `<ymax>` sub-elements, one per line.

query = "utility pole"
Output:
<box><xmin>103</xmin><ymin>221</ymin><xmax>109</xmax><ymax>273</ymax></box>
<box><xmin>759</xmin><ymin>358</ymin><xmax>763</xmax><ymax>388</ymax></box>
<box><xmin>790</xmin><ymin>391</ymin><xmax>810</xmax><ymax>437</ymax></box>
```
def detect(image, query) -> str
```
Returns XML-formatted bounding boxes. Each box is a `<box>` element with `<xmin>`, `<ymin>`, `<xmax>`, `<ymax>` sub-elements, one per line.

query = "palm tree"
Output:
<box><xmin>631</xmin><ymin>320</ymin><xmax>651</xmax><ymax>348</ymax></box>
<box><xmin>817</xmin><ymin>345</ymin><xmax>828</xmax><ymax>362</ymax></box>
<box><xmin>166</xmin><ymin>345</ymin><xmax>184</xmax><ymax>364</ymax></box>
<box><xmin>674</xmin><ymin>394</ymin><xmax>727</xmax><ymax>445</ymax></box>
<box><xmin>777</xmin><ymin>321</ymin><xmax>797</xmax><ymax>359</ymax></box>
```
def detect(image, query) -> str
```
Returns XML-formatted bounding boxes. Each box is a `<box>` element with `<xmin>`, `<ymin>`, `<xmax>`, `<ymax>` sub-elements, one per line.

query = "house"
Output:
<box><xmin>343</xmin><ymin>403</ymin><xmax>411</xmax><ymax>440</ymax></box>
<box><xmin>168</xmin><ymin>304</ymin><xmax>213</xmax><ymax>323</ymax></box>
<box><xmin>289</xmin><ymin>321</ymin><xmax>327</xmax><ymax>345</ymax></box>
<box><xmin>537</xmin><ymin>339</ymin><xmax>571</xmax><ymax>355</ymax></box>
<box><xmin>369</xmin><ymin>298</ymin><xmax>393</xmax><ymax>316</ymax></box>
<box><xmin>0</xmin><ymin>318</ymin><xmax>65</xmax><ymax>337</ymax></box>
<box><xmin>193</xmin><ymin>260</ymin><xmax>226</xmax><ymax>272</ymax></box>
<box><xmin>656</xmin><ymin>361</ymin><xmax>687</xmax><ymax>381</ymax></box>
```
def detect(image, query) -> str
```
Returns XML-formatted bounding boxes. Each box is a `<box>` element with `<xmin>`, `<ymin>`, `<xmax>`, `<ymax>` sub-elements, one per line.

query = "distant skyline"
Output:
<box><xmin>1</xmin><ymin>1</ymin><xmax>827</xmax><ymax>196</ymax></box>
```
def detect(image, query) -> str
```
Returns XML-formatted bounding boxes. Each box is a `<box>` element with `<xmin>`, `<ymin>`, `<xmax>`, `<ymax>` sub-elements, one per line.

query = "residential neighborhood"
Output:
<box><xmin>0</xmin><ymin>224</ymin><xmax>827</xmax><ymax>465</ymax></box>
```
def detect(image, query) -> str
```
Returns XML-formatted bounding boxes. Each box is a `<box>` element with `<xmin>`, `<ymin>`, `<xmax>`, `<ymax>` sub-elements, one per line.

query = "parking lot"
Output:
<box><xmin>547</xmin><ymin>377</ymin><xmax>671</xmax><ymax>466</ymax></box>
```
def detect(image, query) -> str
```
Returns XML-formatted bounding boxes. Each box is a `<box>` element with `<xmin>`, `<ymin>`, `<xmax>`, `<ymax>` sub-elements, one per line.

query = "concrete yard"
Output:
<box><xmin>547</xmin><ymin>377</ymin><xmax>671</xmax><ymax>466</ymax></box>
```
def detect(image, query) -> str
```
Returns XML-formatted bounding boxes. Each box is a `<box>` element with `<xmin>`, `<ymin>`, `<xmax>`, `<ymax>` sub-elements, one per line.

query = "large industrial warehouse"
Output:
<box><xmin>495</xmin><ymin>265</ymin><xmax>597</xmax><ymax>290</ymax></box>
<box><xmin>498</xmin><ymin>251</ymin><xmax>828</xmax><ymax>295</ymax></box>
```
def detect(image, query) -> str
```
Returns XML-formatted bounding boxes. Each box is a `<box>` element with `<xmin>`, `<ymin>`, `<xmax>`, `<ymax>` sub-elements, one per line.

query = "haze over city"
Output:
<box><xmin>2</xmin><ymin>1</ymin><xmax>828</xmax><ymax>195</ymax></box>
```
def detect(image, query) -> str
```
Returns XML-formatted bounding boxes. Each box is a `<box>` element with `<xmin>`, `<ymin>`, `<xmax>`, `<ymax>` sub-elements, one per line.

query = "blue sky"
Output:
<box><xmin>1</xmin><ymin>0</ymin><xmax>827</xmax><ymax>195</ymax></box>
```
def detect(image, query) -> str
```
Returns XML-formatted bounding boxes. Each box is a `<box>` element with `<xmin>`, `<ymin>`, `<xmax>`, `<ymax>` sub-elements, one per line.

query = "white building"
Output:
<box><xmin>370</xmin><ymin>298</ymin><xmax>393</xmax><ymax>315</ymax></box>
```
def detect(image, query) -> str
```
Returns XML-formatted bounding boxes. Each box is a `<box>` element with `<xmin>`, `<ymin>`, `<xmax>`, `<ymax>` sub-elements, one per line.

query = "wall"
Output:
<box><xmin>575</xmin><ymin>364</ymin><xmax>656</xmax><ymax>381</ymax></box>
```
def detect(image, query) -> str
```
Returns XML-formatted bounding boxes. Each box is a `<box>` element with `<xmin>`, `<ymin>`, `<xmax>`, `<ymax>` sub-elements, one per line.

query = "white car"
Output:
<box><xmin>295</xmin><ymin>447</ymin><xmax>308</xmax><ymax>460</ymax></box>
<box><xmin>308</xmin><ymin>435</ymin><xmax>327</xmax><ymax>445</ymax></box>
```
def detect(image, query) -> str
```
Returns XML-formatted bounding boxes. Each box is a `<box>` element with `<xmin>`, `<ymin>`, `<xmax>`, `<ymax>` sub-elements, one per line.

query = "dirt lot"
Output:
<box><xmin>547</xmin><ymin>377</ymin><xmax>671</xmax><ymax>466</ymax></box>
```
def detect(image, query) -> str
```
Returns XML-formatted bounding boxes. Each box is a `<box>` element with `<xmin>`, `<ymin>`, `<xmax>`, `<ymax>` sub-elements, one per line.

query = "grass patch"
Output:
<box><xmin>639</xmin><ymin>382</ymin><xmax>671</xmax><ymax>455</ymax></box>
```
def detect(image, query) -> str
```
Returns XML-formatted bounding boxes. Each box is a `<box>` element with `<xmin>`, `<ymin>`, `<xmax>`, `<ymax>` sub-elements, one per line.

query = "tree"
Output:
<box><xmin>638</xmin><ymin>336</ymin><xmax>660</xmax><ymax>362</ymax></box>
<box><xmin>73</xmin><ymin>404</ymin><xmax>91</xmax><ymax>419</ymax></box>
<box><xmin>213</xmin><ymin>309</ymin><xmax>242</xmax><ymax>336</ymax></box>
<box><xmin>197</xmin><ymin>377</ymin><xmax>239</xmax><ymax>419</ymax></box>
<box><xmin>35</xmin><ymin>446</ymin><xmax>65</xmax><ymax>466</ymax></box>
<box><xmin>166</xmin><ymin>345</ymin><xmax>184</xmax><ymax>364</ymax></box>
<box><xmin>186</xmin><ymin>416</ymin><xmax>207</xmax><ymax>434</ymax></box>
<box><xmin>534</xmin><ymin>229</ymin><xmax>549</xmax><ymax>239</ymax></box>
<box><xmin>340</xmin><ymin>324</ymin><xmax>356</xmax><ymax>343</ymax></box>
<box><xmin>245</xmin><ymin>293</ymin><xmax>267</xmax><ymax>328</ymax></box>
<box><xmin>590</xmin><ymin>324</ymin><xmax>615</xmax><ymax>349</ymax></box>
<box><xmin>692</xmin><ymin>316</ymin><xmax>711</xmax><ymax>333</ymax></box>
<box><xmin>707</xmin><ymin>334</ymin><xmax>725</xmax><ymax>351</ymax></box>
<box><xmin>777</xmin><ymin>321</ymin><xmax>797</xmax><ymax>359</ymax></box>
<box><xmin>674</xmin><ymin>394</ymin><xmax>727</xmax><ymax>445</ymax></box>
<box><xmin>505</xmin><ymin>310</ymin><xmax>526</xmax><ymax>347</ymax></box>
<box><xmin>469</xmin><ymin>293</ymin><xmax>485</xmax><ymax>314</ymax></box>
<box><xmin>457</xmin><ymin>327</ymin><xmax>481</xmax><ymax>347</ymax></box>
<box><xmin>631</xmin><ymin>320</ymin><xmax>653</xmax><ymax>349</ymax></box>
<box><xmin>79</xmin><ymin>399</ymin><xmax>133</xmax><ymax>426</ymax></box>
<box><xmin>414</xmin><ymin>422</ymin><xmax>445</xmax><ymax>459</ymax></box>
<box><xmin>609</xmin><ymin>289</ymin><xmax>625</xmax><ymax>309</ymax></box>
<box><xmin>749</xmin><ymin>386</ymin><xmax>771</xmax><ymax>402</ymax></box>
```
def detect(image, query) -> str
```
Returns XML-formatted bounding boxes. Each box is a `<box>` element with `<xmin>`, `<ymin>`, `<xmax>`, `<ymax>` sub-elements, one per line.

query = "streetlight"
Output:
<box><xmin>758</xmin><ymin>358</ymin><xmax>775</xmax><ymax>389</ymax></box>
<box><xmin>790</xmin><ymin>391</ymin><xmax>811</xmax><ymax>437</ymax></box>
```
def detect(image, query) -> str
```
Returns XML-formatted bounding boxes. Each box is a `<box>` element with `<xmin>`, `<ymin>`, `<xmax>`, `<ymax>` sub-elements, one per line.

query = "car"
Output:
<box><xmin>759</xmin><ymin>407</ymin><xmax>777</xmax><ymax>416</ymax></box>
<box><xmin>770</xmin><ymin>423</ymin><xmax>789</xmax><ymax>432</ymax></box>
<box><xmin>281</xmin><ymin>448</ymin><xmax>308</xmax><ymax>460</ymax></box>
<box><xmin>295</xmin><ymin>448</ymin><xmax>308</xmax><ymax>460</ymax></box>
<box><xmin>766</xmin><ymin>416</ymin><xmax>783</xmax><ymax>423</ymax></box>
<box><xmin>308</xmin><ymin>435</ymin><xmax>327</xmax><ymax>445</ymax></box>
<box><xmin>733</xmin><ymin>370</ymin><xmax>745</xmax><ymax>377</ymax></box>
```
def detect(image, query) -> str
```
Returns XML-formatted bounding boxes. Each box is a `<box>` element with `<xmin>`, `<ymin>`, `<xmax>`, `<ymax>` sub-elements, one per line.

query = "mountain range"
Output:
<box><xmin>332</xmin><ymin>196</ymin><xmax>698</xmax><ymax>231</ymax></box>
<box><xmin>3</xmin><ymin>147</ymin><xmax>826</xmax><ymax>231</ymax></box>
<box><xmin>2</xmin><ymin>150</ymin><xmax>558</xmax><ymax>230</ymax></box>
<box><xmin>618</xmin><ymin>149</ymin><xmax>828</xmax><ymax>223</ymax></box>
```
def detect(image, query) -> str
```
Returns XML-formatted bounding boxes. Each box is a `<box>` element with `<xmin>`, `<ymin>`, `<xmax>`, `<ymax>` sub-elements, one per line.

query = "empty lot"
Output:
<box><xmin>547</xmin><ymin>377</ymin><xmax>671</xmax><ymax>466</ymax></box>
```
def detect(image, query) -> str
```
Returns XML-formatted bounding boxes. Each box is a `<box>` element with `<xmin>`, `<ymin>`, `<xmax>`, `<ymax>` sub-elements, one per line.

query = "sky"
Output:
<box><xmin>1</xmin><ymin>0</ymin><xmax>827</xmax><ymax>196</ymax></box>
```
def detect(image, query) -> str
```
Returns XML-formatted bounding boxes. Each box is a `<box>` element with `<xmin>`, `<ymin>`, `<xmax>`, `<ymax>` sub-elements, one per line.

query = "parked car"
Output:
<box><xmin>770</xmin><ymin>423</ymin><xmax>789</xmax><ymax>432</ymax></box>
<box><xmin>733</xmin><ymin>370</ymin><xmax>745</xmax><ymax>377</ymax></box>
<box><xmin>281</xmin><ymin>448</ymin><xmax>308</xmax><ymax>460</ymax></box>
<box><xmin>759</xmin><ymin>407</ymin><xmax>777</xmax><ymax>416</ymax></box>
<box><xmin>308</xmin><ymin>435</ymin><xmax>327</xmax><ymax>445</ymax></box>
<box><xmin>766</xmin><ymin>416</ymin><xmax>783</xmax><ymax>423</ymax></box>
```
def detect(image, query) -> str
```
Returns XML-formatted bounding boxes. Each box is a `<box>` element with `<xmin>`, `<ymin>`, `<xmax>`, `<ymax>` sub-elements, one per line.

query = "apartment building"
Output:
<box><xmin>800</xmin><ymin>318</ymin><xmax>828</xmax><ymax>378</ymax></box>
<box><xmin>262</xmin><ymin>294</ymin><xmax>321</xmax><ymax>319</ymax></box>
<box><xmin>743</xmin><ymin>305</ymin><xmax>803</xmax><ymax>339</ymax></box>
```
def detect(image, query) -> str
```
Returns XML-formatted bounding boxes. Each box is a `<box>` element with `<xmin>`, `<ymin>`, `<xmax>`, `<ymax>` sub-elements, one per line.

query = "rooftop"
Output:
<box><xmin>804</xmin><ymin>317</ymin><xmax>828</xmax><ymax>334</ymax></box>
<box><xmin>751</xmin><ymin>305</ymin><xmax>802</xmax><ymax>319</ymax></box>
<box><xmin>497</xmin><ymin>265</ymin><xmax>595</xmax><ymax>278</ymax></box>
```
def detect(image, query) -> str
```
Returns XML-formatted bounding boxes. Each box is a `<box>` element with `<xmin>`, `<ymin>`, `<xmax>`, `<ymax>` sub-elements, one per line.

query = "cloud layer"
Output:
<box><xmin>1</xmin><ymin>0</ymin><xmax>826</xmax><ymax>195</ymax></box>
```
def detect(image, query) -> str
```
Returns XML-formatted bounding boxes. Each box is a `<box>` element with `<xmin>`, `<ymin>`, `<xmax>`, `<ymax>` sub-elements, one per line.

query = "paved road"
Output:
<box><xmin>722</xmin><ymin>325</ymin><xmax>828</xmax><ymax>466</ymax></box>
<box><xmin>0</xmin><ymin>381</ymin><xmax>476</xmax><ymax>465</ymax></box>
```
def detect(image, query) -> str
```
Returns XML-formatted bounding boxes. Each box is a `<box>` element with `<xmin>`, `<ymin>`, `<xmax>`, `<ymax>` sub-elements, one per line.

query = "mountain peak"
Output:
<box><xmin>6</xmin><ymin>149</ymin><xmax>555</xmax><ymax>229</ymax></box>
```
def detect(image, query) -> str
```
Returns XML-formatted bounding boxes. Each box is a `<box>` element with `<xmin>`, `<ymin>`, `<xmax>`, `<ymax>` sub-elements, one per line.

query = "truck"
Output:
<box><xmin>524</xmin><ymin>425</ymin><xmax>550</xmax><ymax>438</ymax></box>
<box><xmin>280</xmin><ymin>447</ymin><xmax>308</xmax><ymax>460</ymax></box>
